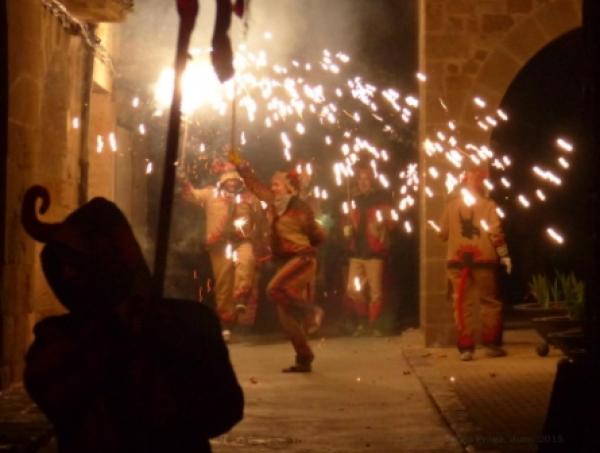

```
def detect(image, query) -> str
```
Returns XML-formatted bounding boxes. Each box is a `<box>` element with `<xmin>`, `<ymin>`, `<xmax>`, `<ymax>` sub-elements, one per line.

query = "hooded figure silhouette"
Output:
<box><xmin>21</xmin><ymin>186</ymin><xmax>243</xmax><ymax>453</ymax></box>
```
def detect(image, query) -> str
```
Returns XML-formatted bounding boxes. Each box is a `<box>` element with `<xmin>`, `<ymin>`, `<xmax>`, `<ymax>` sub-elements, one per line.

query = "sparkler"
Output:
<box><xmin>130</xmin><ymin>26</ymin><xmax>577</xmax><ymax>253</ymax></box>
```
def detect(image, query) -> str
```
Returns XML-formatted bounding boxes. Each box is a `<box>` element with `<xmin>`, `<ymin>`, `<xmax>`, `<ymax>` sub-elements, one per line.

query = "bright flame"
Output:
<box><xmin>154</xmin><ymin>60</ymin><xmax>224</xmax><ymax>114</ymax></box>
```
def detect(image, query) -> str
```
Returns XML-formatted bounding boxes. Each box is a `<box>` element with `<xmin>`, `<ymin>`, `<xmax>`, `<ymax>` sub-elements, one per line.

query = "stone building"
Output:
<box><xmin>0</xmin><ymin>0</ymin><xmax>586</xmax><ymax>390</ymax></box>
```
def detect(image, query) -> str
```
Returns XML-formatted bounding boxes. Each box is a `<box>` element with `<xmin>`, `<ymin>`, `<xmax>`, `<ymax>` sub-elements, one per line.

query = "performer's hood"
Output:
<box><xmin>21</xmin><ymin>185</ymin><xmax>151</xmax><ymax>314</ymax></box>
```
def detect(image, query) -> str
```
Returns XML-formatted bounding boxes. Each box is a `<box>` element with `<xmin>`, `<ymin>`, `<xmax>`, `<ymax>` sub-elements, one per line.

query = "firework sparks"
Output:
<box><xmin>556</xmin><ymin>138</ymin><xmax>573</xmax><ymax>153</ymax></box>
<box><xmin>546</xmin><ymin>227</ymin><xmax>564</xmax><ymax>245</ymax></box>
<box><xmin>137</xmin><ymin>32</ymin><xmax>577</xmax><ymax>249</ymax></box>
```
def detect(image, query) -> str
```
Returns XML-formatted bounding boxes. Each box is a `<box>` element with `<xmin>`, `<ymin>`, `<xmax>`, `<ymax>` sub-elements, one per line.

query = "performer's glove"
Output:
<box><xmin>227</xmin><ymin>147</ymin><xmax>242</xmax><ymax>167</ymax></box>
<box><xmin>500</xmin><ymin>256</ymin><xmax>512</xmax><ymax>274</ymax></box>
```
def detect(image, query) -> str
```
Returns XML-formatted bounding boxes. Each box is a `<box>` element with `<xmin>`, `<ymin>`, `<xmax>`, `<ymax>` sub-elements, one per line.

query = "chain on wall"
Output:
<box><xmin>39</xmin><ymin>0</ymin><xmax>126</xmax><ymax>72</ymax></box>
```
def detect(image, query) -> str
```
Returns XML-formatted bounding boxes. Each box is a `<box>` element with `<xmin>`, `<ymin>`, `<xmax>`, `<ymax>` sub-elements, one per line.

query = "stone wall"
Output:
<box><xmin>419</xmin><ymin>0</ymin><xmax>582</xmax><ymax>346</ymax></box>
<box><xmin>4</xmin><ymin>0</ymin><xmax>85</xmax><ymax>386</ymax></box>
<box><xmin>2</xmin><ymin>0</ymin><xmax>129</xmax><ymax>388</ymax></box>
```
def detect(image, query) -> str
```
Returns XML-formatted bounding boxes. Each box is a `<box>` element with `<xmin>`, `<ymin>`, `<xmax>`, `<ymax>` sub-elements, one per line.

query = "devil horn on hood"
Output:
<box><xmin>21</xmin><ymin>185</ymin><xmax>60</xmax><ymax>243</ymax></box>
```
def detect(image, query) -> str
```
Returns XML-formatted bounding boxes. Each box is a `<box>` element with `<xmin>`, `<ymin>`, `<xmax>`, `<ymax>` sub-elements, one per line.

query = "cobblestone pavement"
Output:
<box><xmin>402</xmin><ymin>328</ymin><xmax>560</xmax><ymax>453</ymax></box>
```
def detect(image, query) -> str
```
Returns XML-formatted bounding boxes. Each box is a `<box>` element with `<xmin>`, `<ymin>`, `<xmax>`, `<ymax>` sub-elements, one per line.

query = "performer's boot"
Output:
<box><xmin>282</xmin><ymin>353</ymin><xmax>314</xmax><ymax>373</ymax></box>
<box><xmin>352</xmin><ymin>298</ymin><xmax>368</xmax><ymax>337</ymax></box>
<box><xmin>220</xmin><ymin>315</ymin><xmax>237</xmax><ymax>344</ymax></box>
<box><xmin>368</xmin><ymin>300</ymin><xmax>383</xmax><ymax>337</ymax></box>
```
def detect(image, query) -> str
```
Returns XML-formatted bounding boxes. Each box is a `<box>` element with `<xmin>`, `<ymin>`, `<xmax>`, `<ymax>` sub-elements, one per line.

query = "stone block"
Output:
<box><xmin>502</xmin><ymin>17</ymin><xmax>547</xmax><ymax>63</ymax></box>
<box><xmin>446</xmin><ymin>0</ymin><xmax>476</xmax><ymax>15</ymax></box>
<box><xmin>7</xmin><ymin>0</ymin><xmax>44</xmax><ymax>81</ymax></box>
<box><xmin>9</xmin><ymin>77</ymin><xmax>42</xmax><ymax>127</ymax></box>
<box><xmin>422</xmin><ymin>258</ymin><xmax>448</xmax><ymax>293</ymax></box>
<box><xmin>477</xmin><ymin>0</ymin><xmax>508</xmax><ymax>14</ymax></box>
<box><xmin>482</xmin><ymin>14</ymin><xmax>515</xmax><ymax>34</ymax></box>
<box><xmin>426</xmin><ymin>0</ymin><xmax>445</xmax><ymax>32</ymax></box>
<box><xmin>467</xmin><ymin>17</ymin><xmax>479</xmax><ymax>33</ymax></box>
<box><xmin>447</xmin><ymin>63</ymin><xmax>460</xmax><ymax>74</ymax></box>
<box><xmin>507</xmin><ymin>0</ymin><xmax>533</xmax><ymax>14</ymax></box>
<box><xmin>474</xmin><ymin>49</ymin><xmax>489</xmax><ymax>61</ymax></box>
<box><xmin>8</xmin><ymin>124</ymin><xmax>39</xmax><ymax>173</ymax></box>
<box><xmin>425</xmin><ymin>230</ymin><xmax>447</xmax><ymax>258</ymax></box>
<box><xmin>446</xmin><ymin>74</ymin><xmax>473</xmax><ymax>91</ymax></box>
<box><xmin>462</xmin><ymin>59</ymin><xmax>480</xmax><ymax>74</ymax></box>
<box><xmin>534</xmin><ymin>0</ymin><xmax>581</xmax><ymax>42</ymax></box>
<box><xmin>428</xmin><ymin>35</ymin><xmax>471</xmax><ymax>59</ymax></box>
<box><xmin>476</xmin><ymin>48</ymin><xmax>521</xmax><ymax>99</ymax></box>
<box><xmin>423</xmin><ymin>98</ymin><xmax>450</xmax><ymax>124</ymax></box>
<box><xmin>444</xmin><ymin>89</ymin><xmax>470</xmax><ymax>116</ymax></box>
<box><xmin>448</xmin><ymin>16</ymin><xmax>464</xmax><ymax>32</ymax></box>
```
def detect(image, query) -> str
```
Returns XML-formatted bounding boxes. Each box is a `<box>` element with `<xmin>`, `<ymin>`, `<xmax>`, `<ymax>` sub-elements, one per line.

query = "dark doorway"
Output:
<box><xmin>490</xmin><ymin>28</ymin><xmax>585</xmax><ymax>304</ymax></box>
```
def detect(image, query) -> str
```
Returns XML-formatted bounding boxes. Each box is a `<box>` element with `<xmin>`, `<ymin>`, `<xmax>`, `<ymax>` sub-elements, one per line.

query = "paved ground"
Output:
<box><xmin>212</xmin><ymin>335</ymin><xmax>463</xmax><ymax>453</ymax></box>
<box><xmin>401</xmin><ymin>328</ymin><xmax>560</xmax><ymax>453</ymax></box>
<box><xmin>0</xmin><ymin>328</ymin><xmax>561</xmax><ymax>453</ymax></box>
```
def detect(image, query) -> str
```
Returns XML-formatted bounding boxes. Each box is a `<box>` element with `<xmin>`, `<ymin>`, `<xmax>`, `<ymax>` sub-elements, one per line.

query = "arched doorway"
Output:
<box><xmin>490</xmin><ymin>28</ymin><xmax>585</xmax><ymax>304</ymax></box>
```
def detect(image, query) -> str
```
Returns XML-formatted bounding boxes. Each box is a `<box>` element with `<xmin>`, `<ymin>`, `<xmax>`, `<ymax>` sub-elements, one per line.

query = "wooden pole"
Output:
<box><xmin>153</xmin><ymin>0</ymin><xmax>198</xmax><ymax>297</ymax></box>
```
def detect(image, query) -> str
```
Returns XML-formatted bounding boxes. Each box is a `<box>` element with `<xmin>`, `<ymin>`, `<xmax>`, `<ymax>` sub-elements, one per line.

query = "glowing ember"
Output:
<box><xmin>546</xmin><ymin>227</ymin><xmax>564</xmax><ymax>245</ymax></box>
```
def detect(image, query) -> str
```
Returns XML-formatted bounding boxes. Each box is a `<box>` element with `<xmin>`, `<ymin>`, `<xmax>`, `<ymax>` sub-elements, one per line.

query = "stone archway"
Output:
<box><xmin>418</xmin><ymin>0</ymin><xmax>582</xmax><ymax>346</ymax></box>
<box><xmin>461</xmin><ymin>0</ymin><xmax>582</xmax><ymax>138</ymax></box>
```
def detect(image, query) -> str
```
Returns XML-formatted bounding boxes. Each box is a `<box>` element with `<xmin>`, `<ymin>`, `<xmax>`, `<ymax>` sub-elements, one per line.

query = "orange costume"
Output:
<box><xmin>439</xmin><ymin>190</ymin><xmax>510</xmax><ymax>355</ymax></box>
<box><xmin>236</xmin><ymin>162</ymin><xmax>326</xmax><ymax>372</ymax></box>
<box><xmin>183</xmin><ymin>170</ymin><xmax>260</xmax><ymax>330</ymax></box>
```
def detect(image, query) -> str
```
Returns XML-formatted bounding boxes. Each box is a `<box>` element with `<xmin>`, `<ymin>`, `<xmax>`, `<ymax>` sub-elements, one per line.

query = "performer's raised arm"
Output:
<box><xmin>228</xmin><ymin>149</ymin><xmax>274</xmax><ymax>204</ymax></box>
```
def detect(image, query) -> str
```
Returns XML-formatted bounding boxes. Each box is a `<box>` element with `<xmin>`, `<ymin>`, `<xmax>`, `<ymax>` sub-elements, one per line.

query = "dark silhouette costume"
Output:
<box><xmin>21</xmin><ymin>186</ymin><xmax>243</xmax><ymax>453</ymax></box>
